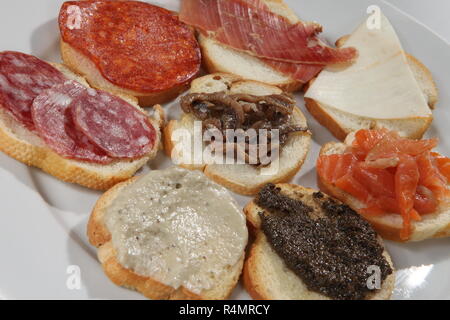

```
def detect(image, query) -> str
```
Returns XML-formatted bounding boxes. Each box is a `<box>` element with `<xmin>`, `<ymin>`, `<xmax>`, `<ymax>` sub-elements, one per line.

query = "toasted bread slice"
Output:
<box><xmin>304</xmin><ymin>96</ymin><xmax>433</xmax><ymax>141</ymax></box>
<box><xmin>318</xmin><ymin>137</ymin><xmax>450</xmax><ymax>242</ymax></box>
<box><xmin>198</xmin><ymin>0</ymin><xmax>303</xmax><ymax>92</ymax></box>
<box><xmin>405</xmin><ymin>53</ymin><xmax>439</xmax><ymax>109</ymax></box>
<box><xmin>304</xmin><ymin>35</ymin><xmax>438</xmax><ymax>141</ymax></box>
<box><xmin>60</xmin><ymin>41</ymin><xmax>189</xmax><ymax>107</ymax></box>
<box><xmin>87</xmin><ymin>177</ymin><xmax>245</xmax><ymax>300</ymax></box>
<box><xmin>0</xmin><ymin>63</ymin><xmax>163</xmax><ymax>190</ymax></box>
<box><xmin>243</xmin><ymin>183</ymin><xmax>395</xmax><ymax>300</ymax></box>
<box><xmin>164</xmin><ymin>73</ymin><xmax>312</xmax><ymax>195</ymax></box>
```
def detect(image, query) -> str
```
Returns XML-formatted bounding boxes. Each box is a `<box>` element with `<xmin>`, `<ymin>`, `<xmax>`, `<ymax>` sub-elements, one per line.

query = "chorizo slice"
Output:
<box><xmin>59</xmin><ymin>1</ymin><xmax>201</xmax><ymax>93</ymax></box>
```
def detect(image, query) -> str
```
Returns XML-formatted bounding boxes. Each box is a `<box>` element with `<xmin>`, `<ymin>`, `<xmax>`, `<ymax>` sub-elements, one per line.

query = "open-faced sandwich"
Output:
<box><xmin>179</xmin><ymin>0</ymin><xmax>357</xmax><ymax>91</ymax></box>
<box><xmin>317</xmin><ymin>129</ymin><xmax>450</xmax><ymax>241</ymax></box>
<box><xmin>164</xmin><ymin>73</ymin><xmax>312</xmax><ymax>195</ymax></box>
<box><xmin>243</xmin><ymin>183</ymin><xmax>395</xmax><ymax>300</ymax></box>
<box><xmin>88</xmin><ymin>167</ymin><xmax>248</xmax><ymax>300</ymax></box>
<box><xmin>59</xmin><ymin>1</ymin><xmax>201</xmax><ymax>106</ymax></box>
<box><xmin>304</xmin><ymin>11</ymin><xmax>438</xmax><ymax>140</ymax></box>
<box><xmin>0</xmin><ymin>51</ymin><xmax>162</xmax><ymax>190</ymax></box>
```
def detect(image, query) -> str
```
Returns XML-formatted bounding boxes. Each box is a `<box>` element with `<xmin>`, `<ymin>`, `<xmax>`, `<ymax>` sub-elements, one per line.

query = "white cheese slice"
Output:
<box><xmin>305</xmin><ymin>12</ymin><xmax>431</xmax><ymax>120</ymax></box>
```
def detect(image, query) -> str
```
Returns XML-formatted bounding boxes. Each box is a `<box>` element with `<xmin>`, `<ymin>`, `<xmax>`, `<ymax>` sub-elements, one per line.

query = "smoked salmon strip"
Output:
<box><xmin>317</xmin><ymin>129</ymin><xmax>449</xmax><ymax>240</ymax></box>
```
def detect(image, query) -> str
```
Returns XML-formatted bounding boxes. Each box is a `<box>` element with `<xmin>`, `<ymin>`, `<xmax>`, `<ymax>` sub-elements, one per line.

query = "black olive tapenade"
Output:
<box><xmin>255</xmin><ymin>183</ymin><xmax>393</xmax><ymax>300</ymax></box>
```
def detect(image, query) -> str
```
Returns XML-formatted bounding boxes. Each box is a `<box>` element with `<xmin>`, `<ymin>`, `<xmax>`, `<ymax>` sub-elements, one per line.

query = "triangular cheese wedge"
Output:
<box><xmin>305</xmin><ymin>12</ymin><xmax>431</xmax><ymax>120</ymax></box>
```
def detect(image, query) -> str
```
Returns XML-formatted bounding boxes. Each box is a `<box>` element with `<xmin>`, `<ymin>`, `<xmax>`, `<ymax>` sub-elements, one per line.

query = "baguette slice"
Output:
<box><xmin>0</xmin><ymin>63</ymin><xmax>162</xmax><ymax>190</ymax></box>
<box><xmin>243</xmin><ymin>183</ymin><xmax>395</xmax><ymax>300</ymax></box>
<box><xmin>60</xmin><ymin>41</ymin><xmax>190</xmax><ymax>107</ymax></box>
<box><xmin>87</xmin><ymin>177</ymin><xmax>244</xmax><ymax>300</ymax></box>
<box><xmin>304</xmin><ymin>36</ymin><xmax>438</xmax><ymax>141</ymax></box>
<box><xmin>164</xmin><ymin>73</ymin><xmax>312</xmax><ymax>195</ymax></box>
<box><xmin>198</xmin><ymin>0</ymin><xmax>303</xmax><ymax>92</ymax></box>
<box><xmin>318</xmin><ymin>137</ymin><xmax>450</xmax><ymax>242</ymax></box>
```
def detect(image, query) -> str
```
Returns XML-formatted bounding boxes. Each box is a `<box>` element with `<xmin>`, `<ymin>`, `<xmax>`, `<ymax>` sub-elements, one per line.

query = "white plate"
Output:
<box><xmin>0</xmin><ymin>0</ymin><xmax>449</xmax><ymax>300</ymax></box>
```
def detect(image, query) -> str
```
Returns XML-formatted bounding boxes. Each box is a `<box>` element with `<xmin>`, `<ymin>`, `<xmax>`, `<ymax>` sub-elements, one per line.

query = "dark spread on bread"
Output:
<box><xmin>255</xmin><ymin>184</ymin><xmax>393</xmax><ymax>300</ymax></box>
<box><xmin>180</xmin><ymin>92</ymin><xmax>308</xmax><ymax>166</ymax></box>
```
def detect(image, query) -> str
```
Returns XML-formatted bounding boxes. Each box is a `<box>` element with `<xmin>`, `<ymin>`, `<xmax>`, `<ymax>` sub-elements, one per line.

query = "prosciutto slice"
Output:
<box><xmin>262</xmin><ymin>59</ymin><xmax>323</xmax><ymax>82</ymax></box>
<box><xmin>180</xmin><ymin>0</ymin><xmax>357</xmax><ymax>65</ymax></box>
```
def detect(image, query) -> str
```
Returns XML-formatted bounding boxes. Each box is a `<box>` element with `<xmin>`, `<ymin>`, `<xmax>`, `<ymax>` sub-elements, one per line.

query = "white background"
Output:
<box><xmin>389</xmin><ymin>0</ymin><xmax>450</xmax><ymax>42</ymax></box>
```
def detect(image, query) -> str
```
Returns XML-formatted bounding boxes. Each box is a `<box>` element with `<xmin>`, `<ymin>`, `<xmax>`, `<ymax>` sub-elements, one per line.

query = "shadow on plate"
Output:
<box><xmin>10</xmin><ymin>141</ymin><xmax>172</xmax><ymax>216</ymax></box>
<box><xmin>66</xmin><ymin>219</ymin><xmax>145</xmax><ymax>300</ymax></box>
<box><xmin>386</xmin><ymin>237</ymin><xmax>450</xmax><ymax>270</ymax></box>
<box><xmin>29</xmin><ymin>168</ymin><xmax>103</xmax><ymax>215</ymax></box>
<box><xmin>295</xmin><ymin>93</ymin><xmax>338</xmax><ymax>147</ymax></box>
<box><xmin>30</xmin><ymin>18</ymin><xmax>61</xmax><ymax>62</ymax></box>
<box><xmin>294</xmin><ymin>166</ymin><xmax>319</xmax><ymax>189</ymax></box>
<box><xmin>0</xmin><ymin>153</ymin><xmax>36</xmax><ymax>191</ymax></box>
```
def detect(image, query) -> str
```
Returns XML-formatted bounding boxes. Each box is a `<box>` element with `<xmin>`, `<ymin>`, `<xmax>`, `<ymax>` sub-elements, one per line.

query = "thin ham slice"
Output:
<box><xmin>261</xmin><ymin>58</ymin><xmax>323</xmax><ymax>82</ymax></box>
<box><xmin>180</xmin><ymin>0</ymin><xmax>357</xmax><ymax>66</ymax></box>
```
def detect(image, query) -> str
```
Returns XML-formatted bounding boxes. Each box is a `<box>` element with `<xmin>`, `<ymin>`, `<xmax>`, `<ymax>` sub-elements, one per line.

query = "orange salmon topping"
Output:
<box><xmin>317</xmin><ymin>129</ymin><xmax>449</xmax><ymax>240</ymax></box>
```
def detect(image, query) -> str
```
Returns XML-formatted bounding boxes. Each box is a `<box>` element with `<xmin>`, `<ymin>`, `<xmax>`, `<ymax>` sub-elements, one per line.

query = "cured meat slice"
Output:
<box><xmin>31</xmin><ymin>81</ymin><xmax>112</xmax><ymax>164</ymax></box>
<box><xmin>352</xmin><ymin>128</ymin><xmax>389</xmax><ymax>157</ymax></box>
<box><xmin>59</xmin><ymin>1</ymin><xmax>201</xmax><ymax>93</ymax></box>
<box><xmin>417</xmin><ymin>152</ymin><xmax>449</xmax><ymax>201</ymax></box>
<box><xmin>261</xmin><ymin>58</ymin><xmax>323</xmax><ymax>83</ymax></box>
<box><xmin>395</xmin><ymin>155</ymin><xmax>420</xmax><ymax>240</ymax></box>
<box><xmin>414</xmin><ymin>185</ymin><xmax>438</xmax><ymax>215</ymax></box>
<box><xmin>0</xmin><ymin>51</ymin><xmax>66</xmax><ymax>130</ymax></box>
<box><xmin>366</xmin><ymin>134</ymin><xmax>438</xmax><ymax>162</ymax></box>
<box><xmin>317</xmin><ymin>128</ymin><xmax>450</xmax><ymax>239</ymax></box>
<box><xmin>180</xmin><ymin>0</ymin><xmax>357</xmax><ymax>65</ymax></box>
<box><xmin>353</xmin><ymin>163</ymin><xmax>395</xmax><ymax>198</ymax></box>
<box><xmin>71</xmin><ymin>89</ymin><xmax>156</xmax><ymax>159</ymax></box>
<box><xmin>335</xmin><ymin>174</ymin><xmax>371</xmax><ymax>203</ymax></box>
<box><xmin>432</xmin><ymin>152</ymin><xmax>450</xmax><ymax>181</ymax></box>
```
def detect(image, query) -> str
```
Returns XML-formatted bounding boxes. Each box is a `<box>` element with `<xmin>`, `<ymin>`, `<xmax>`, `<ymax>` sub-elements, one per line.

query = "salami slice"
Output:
<box><xmin>71</xmin><ymin>89</ymin><xmax>156</xmax><ymax>159</ymax></box>
<box><xmin>0</xmin><ymin>51</ymin><xmax>66</xmax><ymax>130</ymax></box>
<box><xmin>31</xmin><ymin>80</ymin><xmax>112</xmax><ymax>164</ymax></box>
<box><xmin>59</xmin><ymin>1</ymin><xmax>201</xmax><ymax>93</ymax></box>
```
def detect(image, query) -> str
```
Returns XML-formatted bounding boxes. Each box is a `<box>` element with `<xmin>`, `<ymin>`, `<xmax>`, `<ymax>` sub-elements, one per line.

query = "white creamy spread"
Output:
<box><xmin>104</xmin><ymin>167</ymin><xmax>248</xmax><ymax>294</ymax></box>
